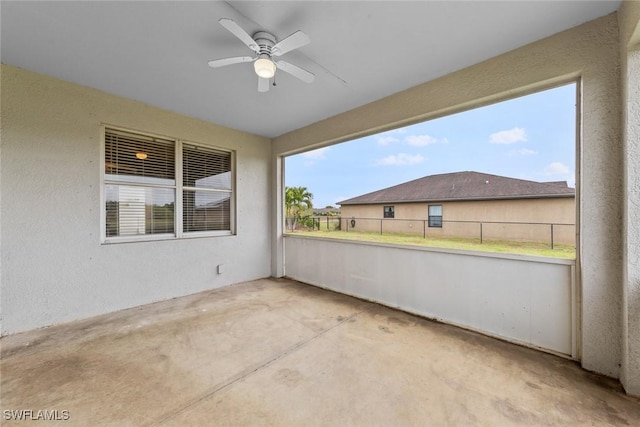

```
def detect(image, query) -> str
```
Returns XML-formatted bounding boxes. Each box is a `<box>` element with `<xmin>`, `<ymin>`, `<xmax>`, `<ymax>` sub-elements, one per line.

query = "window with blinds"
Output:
<box><xmin>428</xmin><ymin>204</ymin><xmax>443</xmax><ymax>228</ymax></box>
<box><xmin>103</xmin><ymin>128</ymin><xmax>234</xmax><ymax>241</ymax></box>
<box><xmin>182</xmin><ymin>144</ymin><xmax>232</xmax><ymax>233</ymax></box>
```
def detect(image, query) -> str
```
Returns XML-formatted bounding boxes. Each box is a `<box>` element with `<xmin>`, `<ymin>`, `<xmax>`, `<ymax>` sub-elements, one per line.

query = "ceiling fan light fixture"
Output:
<box><xmin>254</xmin><ymin>56</ymin><xmax>276</xmax><ymax>79</ymax></box>
<box><xmin>209</xmin><ymin>19</ymin><xmax>314</xmax><ymax>91</ymax></box>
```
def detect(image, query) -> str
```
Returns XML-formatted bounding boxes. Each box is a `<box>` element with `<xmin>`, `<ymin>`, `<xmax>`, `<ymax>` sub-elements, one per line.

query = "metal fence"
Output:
<box><xmin>286</xmin><ymin>216</ymin><xmax>576</xmax><ymax>249</ymax></box>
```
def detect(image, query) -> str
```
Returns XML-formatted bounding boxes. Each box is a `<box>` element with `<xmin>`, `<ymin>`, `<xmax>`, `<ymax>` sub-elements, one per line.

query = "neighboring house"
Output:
<box><xmin>338</xmin><ymin>171</ymin><xmax>576</xmax><ymax>245</ymax></box>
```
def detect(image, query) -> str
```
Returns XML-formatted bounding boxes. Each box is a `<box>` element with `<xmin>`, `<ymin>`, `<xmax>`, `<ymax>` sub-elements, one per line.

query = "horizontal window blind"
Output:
<box><xmin>428</xmin><ymin>205</ymin><xmax>443</xmax><ymax>216</ymax></box>
<box><xmin>183</xmin><ymin>143</ymin><xmax>232</xmax><ymax>233</ymax></box>
<box><xmin>183</xmin><ymin>144</ymin><xmax>231</xmax><ymax>189</ymax></box>
<box><xmin>183</xmin><ymin>191</ymin><xmax>231</xmax><ymax>232</ymax></box>
<box><xmin>105</xmin><ymin>185</ymin><xmax>175</xmax><ymax>237</ymax></box>
<box><xmin>103</xmin><ymin>127</ymin><xmax>234</xmax><ymax>240</ymax></box>
<box><xmin>105</xmin><ymin>129</ymin><xmax>175</xmax><ymax>185</ymax></box>
<box><xmin>428</xmin><ymin>205</ymin><xmax>443</xmax><ymax>228</ymax></box>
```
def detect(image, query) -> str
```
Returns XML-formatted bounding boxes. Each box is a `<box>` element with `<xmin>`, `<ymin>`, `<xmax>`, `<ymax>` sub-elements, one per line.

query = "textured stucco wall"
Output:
<box><xmin>620</xmin><ymin>0</ymin><xmax>640</xmax><ymax>49</ymax></box>
<box><xmin>619</xmin><ymin>0</ymin><xmax>640</xmax><ymax>396</ymax></box>
<box><xmin>340</xmin><ymin>198</ymin><xmax>576</xmax><ymax>245</ymax></box>
<box><xmin>274</xmin><ymin>15</ymin><xmax>623</xmax><ymax>378</ymax></box>
<box><xmin>621</xmin><ymin>48</ymin><xmax>640</xmax><ymax>396</ymax></box>
<box><xmin>0</xmin><ymin>65</ymin><xmax>272</xmax><ymax>335</ymax></box>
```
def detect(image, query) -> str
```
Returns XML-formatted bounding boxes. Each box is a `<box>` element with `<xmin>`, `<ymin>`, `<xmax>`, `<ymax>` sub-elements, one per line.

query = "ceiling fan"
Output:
<box><xmin>208</xmin><ymin>18</ymin><xmax>315</xmax><ymax>92</ymax></box>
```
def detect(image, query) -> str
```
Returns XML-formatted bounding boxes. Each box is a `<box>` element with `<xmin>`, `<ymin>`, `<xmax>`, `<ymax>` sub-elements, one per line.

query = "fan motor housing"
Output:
<box><xmin>252</xmin><ymin>31</ymin><xmax>276</xmax><ymax>55</ymax></box>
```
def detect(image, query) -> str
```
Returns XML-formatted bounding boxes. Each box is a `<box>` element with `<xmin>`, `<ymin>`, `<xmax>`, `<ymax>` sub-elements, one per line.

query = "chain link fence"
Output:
<box><xmin>286</xmin><ymin>216</ymin><xmax>575</xmax><ymax>249</ymax></box>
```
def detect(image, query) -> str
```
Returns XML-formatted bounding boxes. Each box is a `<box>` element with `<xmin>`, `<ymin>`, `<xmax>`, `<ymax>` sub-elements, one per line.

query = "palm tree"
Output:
<box><xmin>285</xmin><ymin>186</ymin><xmax>313</xmax><ymax>231</ymax></box>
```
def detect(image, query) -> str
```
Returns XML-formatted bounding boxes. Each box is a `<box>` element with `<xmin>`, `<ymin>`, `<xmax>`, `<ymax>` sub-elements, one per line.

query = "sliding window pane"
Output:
<box><xmin>105</xmin><ymin>130</ymin><xmax>175</xmax><ymax>186</ymax></box>
<box><xmin>183</xmin><ymin>190</ymin><xmax>231</xmax><ymax>232</ymax></box>
<box><xmin>105</xmin><ymin>185</ymin><xmax>175</xmax><ymax>237</ymax></box>
<box><xmin>183</xmin><ymin>144</ymin><xmax>232</xmax><ymax>190</ymax></box>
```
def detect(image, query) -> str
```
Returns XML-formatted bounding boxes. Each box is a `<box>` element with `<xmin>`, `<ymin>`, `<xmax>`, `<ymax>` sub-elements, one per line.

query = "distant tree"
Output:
<box><xmin>325</xmin><ymin>205</ymin><xmax>335</xmax><ymax>209</ymax></box>
<box><xmin>285</xmin><ymin>186</ymin><xmax>313</xmax><ymax>231</ymax></box>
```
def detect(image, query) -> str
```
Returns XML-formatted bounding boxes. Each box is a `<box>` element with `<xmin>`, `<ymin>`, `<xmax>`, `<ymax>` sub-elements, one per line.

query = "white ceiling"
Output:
<box><xmin>1</xmin><ymin>1</ymin><xmax>620</xmax><ymax>138</ymax></box>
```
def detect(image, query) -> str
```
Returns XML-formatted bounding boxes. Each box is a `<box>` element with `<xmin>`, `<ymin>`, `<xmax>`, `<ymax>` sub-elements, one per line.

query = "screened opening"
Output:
<box><xmin>284</xmin><ymin>82</ymin><xmax>577</xmax><ymax>259</ymax></box>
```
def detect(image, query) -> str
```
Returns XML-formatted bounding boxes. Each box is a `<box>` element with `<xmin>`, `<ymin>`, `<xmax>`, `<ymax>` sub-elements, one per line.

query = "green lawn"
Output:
<box><xmin>287</xmin><ymin>229</ymin><xmax>575</xmax><ymax>259</ymax></box>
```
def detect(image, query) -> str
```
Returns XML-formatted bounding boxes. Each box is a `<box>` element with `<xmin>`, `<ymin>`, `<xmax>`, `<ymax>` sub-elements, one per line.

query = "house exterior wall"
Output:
<box><xmin>0</xmin><ymin>64</ymin><xmax>272</xmax><ymax>335</ymax></box>
<box><xmin>273</xmin><ymin>14</ymin><xmax>626</xmax><ymax>383</ymax></box>
<box><xmin>340</xmin><ymin>197</ymin><xmax>576</xmax><ymax>245</ymax></box>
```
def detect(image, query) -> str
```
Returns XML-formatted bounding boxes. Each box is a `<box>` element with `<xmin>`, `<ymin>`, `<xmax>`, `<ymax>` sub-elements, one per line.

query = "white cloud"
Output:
<box><xmin>377</xmin><ymin>131</ymin><xmax>447</xmax><ymax>147</ymax></box>
<box><xmin>301</xmin><ymin>147</ymin><xmax>330</xmax><ymax>160</ymax></box>
<box><xmin>377</xmin><ymin>136</ymin><xmax>400</xmax><ymax>145</ymax></box>
<box><xmin>374</xmin><ymin>153</ymin><xmax>425</xmax><ymax>166</ymax></box>
<box><xmin>509</xmin><ymin>148</ymin><xmax>538</xmax><ymax>156</ymax></box>
<box><xmin>405</xmin><ymin>134</ymin><xmax>447</xmax><ymax>146</ymax></box>
<box><xmin>376</xmin><ymin>128</ymin><xmax>407</xmax><ymax>145</ymax></box>
<box><xmin>544</xmin><ymin>162</ymin><xmax>570</xmax><ymax>175</ymax></box>
<box><xmin>490</xmin><ymin>127</ymin><xmax>527</xmax><ymax>144</ymax></box>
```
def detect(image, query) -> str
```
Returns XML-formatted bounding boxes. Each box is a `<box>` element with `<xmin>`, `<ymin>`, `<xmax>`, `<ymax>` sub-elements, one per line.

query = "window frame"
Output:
<box><xmin>428</xmin><ymin>204</ymin><xmax>443</xmax><ymax>228</ymax></box>
<box><xmin>100</xmin><ymin>125</ymin><xmax>235</xmax><ymax>244</ymax></box>
<box><xmin>383</xmin><ymin>205</ymin><xmax>395</xmax><ymax>219</ymax></box>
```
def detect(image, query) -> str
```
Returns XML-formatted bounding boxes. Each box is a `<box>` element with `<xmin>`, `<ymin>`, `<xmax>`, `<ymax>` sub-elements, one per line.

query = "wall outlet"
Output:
<box><xmin>217</xmin><ymin>264</ymin><xmax>224</xmax><ymax>274</ymax></box>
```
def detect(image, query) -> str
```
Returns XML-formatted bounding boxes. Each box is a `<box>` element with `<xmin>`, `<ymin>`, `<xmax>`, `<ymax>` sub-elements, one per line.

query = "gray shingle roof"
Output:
<box><xmin>338</xmin><ymin>171</ymin><xmax>575</xmax><ymax>205</ymax></box>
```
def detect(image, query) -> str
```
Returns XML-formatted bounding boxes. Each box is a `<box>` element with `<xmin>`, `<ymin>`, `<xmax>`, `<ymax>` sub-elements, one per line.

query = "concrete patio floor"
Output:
<box><xmin>2</xmin><ymin>278</ymin><xmax>639</xmax><ymax>426</ymax></box>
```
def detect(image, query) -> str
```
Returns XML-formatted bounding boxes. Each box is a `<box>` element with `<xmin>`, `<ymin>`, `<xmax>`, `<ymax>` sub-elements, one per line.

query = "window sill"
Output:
<box><xmin>102</xmin><ymin>231</ymin><xmax>234</xmax><ymax>244</ymax></box>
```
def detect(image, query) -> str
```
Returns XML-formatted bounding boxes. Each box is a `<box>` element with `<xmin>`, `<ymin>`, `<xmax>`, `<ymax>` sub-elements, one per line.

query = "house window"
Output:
<box><xmin>383</xmin><ymin>206</ymin><xmax>395</xmax><ymax>218</ymax></box>
<box><xmin>103</xmin><ymin>128</ymin><xmax>234</xmax><ymax>242</ymax></box>
<box><xmin>182</xmin><ymin>143</ymin><xmax>232</xmax><ymax>233</ymax></box>
<box><xmin>428</xmin><ymin>205</ymin><xmax>442</xmax><ymax>227</ymax></box>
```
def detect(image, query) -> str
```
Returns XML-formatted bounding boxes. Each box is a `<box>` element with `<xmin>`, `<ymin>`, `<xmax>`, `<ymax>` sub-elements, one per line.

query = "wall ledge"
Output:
<box><xmin>283</xmin><ymin>233</ymin><xmax>575</xmax><ymax>266</ymax></box>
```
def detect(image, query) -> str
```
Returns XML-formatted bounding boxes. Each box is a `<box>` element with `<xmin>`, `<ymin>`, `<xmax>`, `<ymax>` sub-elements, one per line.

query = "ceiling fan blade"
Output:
<box><xmin>275</xmin><ymin>61</ymin><xmax>315</xmax><ymax>83</ymax></box>
<box><xmin>258</xmin><ymin>77</ymin><xmax>270</xmax><ymax>92</ymax></box>
<box><xmin>271</xmin><ymin>31</ymin><xmax>310</xmax><ymax>56</ymax></box>
<box><xmin>208</xmin><ymin>56</ymin><xmax>254</xmax><ymax>68</ymax></box>
<box><xmin>219</xmin><ymin>18</ymin><xmax>260</xmax><ymax>53</ymax></box>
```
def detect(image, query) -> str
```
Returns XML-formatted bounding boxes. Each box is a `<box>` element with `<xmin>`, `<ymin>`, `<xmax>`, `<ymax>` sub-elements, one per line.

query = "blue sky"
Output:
<box><xmin>285</xmin><ymin>83</ymin><xmax>576</xmax><ymax>208</ymax></box>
